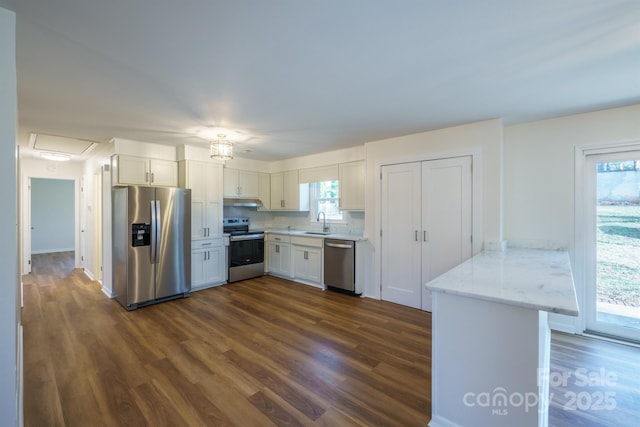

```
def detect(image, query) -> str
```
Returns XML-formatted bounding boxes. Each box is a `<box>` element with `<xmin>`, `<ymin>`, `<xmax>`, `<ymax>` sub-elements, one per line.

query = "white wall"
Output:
<box><xmin>504</xmin><ymin>104</ymin><xmax>640</xmax><ymax>332</ymax></box>
<box><xmin>30</xmin><ymin>179</ymin><xmax>75</xmax><ymax>253</ymax></box>
<box><xmin>0</xmin><ymin>7</ymin><xmax>18</xmax><ymax>426</ymax></box>
<box><xmin>82</xmin><ymin>141</ymin><xmax>114</xmax><ymax>293</ymax></box>
<box><xmin>363</xmin><ymin>119</ymin><xmax>504</xmax><ymax>299</ymax></box>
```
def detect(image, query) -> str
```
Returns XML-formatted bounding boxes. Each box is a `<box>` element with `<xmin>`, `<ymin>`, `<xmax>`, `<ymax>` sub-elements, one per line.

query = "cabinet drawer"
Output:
<box><xmin>290</xmin><ymin>236</ymin><xmax>323</xmax><ymax>248</ymax></box>
<box><xmin>267</xmin><ymin>234</ymin><xmax>291</xmax><ymax>243</ymax></box>
<box><xmin>192</xmin><ymin>238</ymin><xmax>223</xmax><ymax>249</ymax></box>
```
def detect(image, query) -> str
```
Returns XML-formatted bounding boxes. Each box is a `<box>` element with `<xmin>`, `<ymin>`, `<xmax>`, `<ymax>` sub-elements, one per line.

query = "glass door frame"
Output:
<box><xmin>581</xmin><ymin>145</ymin><xmax>640</xmax><ymax>343</ymax></box>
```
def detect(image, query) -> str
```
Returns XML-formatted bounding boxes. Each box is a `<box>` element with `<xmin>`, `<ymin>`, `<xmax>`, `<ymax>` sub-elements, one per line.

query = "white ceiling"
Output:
<box><xmin>3</xmin><ymin>0</ymin><xmax>640</xmax><ymax>161</ymax></box>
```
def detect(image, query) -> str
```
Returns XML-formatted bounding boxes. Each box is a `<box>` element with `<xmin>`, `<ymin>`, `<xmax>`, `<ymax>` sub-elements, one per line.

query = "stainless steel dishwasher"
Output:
<box><xmin>323</xmin><ymin>239</ymin><xmax>357</xmax><ymax>294</ymax></box>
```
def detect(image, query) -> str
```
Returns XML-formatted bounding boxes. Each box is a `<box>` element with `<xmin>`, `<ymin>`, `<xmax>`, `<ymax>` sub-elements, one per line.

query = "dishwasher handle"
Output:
<box><xmin>325</xmin><ymin>242</ymin><xmax>353</xmax><ymax>249</ymax></box>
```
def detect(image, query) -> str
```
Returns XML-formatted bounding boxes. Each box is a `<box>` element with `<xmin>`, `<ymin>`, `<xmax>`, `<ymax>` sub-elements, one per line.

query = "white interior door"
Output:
<box><xmin>421</xmin><ymin>156</ymin><xmax>473</xmax><ymax>311</ymax></box>
<box><xmin>381</xmin><ymin>162</ymin><xmax>422</xmax><ymax>308</ymax></box>
<box><xmin>584</xmin><ymin>151</ymin><xmax>640</xmax><ymax>342</ymax></box>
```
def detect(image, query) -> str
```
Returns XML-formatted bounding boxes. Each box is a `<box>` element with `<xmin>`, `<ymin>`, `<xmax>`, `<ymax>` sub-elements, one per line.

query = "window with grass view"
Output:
<box><xmin>311</xmin><ymin>180</ymin><xmax>343</xmax><ymax>221</ymax></box>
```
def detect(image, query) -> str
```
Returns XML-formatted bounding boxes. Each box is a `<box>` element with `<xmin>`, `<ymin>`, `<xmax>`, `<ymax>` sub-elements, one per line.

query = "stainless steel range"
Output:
<box><xmin>223</xmin><ymin>217</ymin><xmax>265</xmax><ymax>282</ymax></box>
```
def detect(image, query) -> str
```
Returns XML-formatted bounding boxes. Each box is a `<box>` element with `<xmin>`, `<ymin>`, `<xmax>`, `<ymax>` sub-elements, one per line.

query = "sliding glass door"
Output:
<box><xmin>584</xmin><ymin>151</ymin><xmax>640</xmax><ymax>342</ymax></box>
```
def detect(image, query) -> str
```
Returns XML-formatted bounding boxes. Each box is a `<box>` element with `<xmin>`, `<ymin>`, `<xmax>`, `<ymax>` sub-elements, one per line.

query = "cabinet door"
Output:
<box><xmin>267</xmin><ymin>242</ymin><xmax>281</xmax><ymax>273</ymax></box>
<box><xmin>191</xmin><ymin>200</ymin><xmax>207</xmax><ymax>240</ymax></box>
<box><xmin>339</xmin><ymin>161</ymin><xmax>365</xmax><ymax>211</ymax></box>
<box><xmin>205</xmin><ymin>163</ymin><xmax>222</xmax><ymax>236</ymax></box>
<box><xmin>380</xmin><ymin>162</ymin><xmax>422</xmax><ymax>309</ymax></box>
<box><xmin>259</xmin><ymin>173</ymin><xmax>271</xmax><ymax>210</ymax></box>
<box><xmin>192</xmin><ymin>244</ymin><xmax>226</xmax><ymax>288</ymax></box>
<box><xmin>293</xmin><ymin>246</ymin><xmax>307</xmax><ymax>279</ymax></box>
<box><xmin>268</xmin><ymin>242</ymin><xmax>291</xmax><ymax>276</ymax></box>
<box><xmin>306</xmin><ymin>248</ymin><xmax>322</xmax><ymax>283</ymax></box>
<box><xmin>205</xmin><ymin>245</ymin><xmax>225</xmax><ymax>284</ymax></box>
<box><xmin>282</xmin><ymin>170</ymin><xmax>300</xmax><ymax>210</ymax></box>
<box><xmin>205</xmin><ymin>200</ymin><xmax>221</xmax><ymax>238</ymax></box>
<box><xmin>279</xmin><ymin>243</ymin><xmax>291</xmax><ymax>276</ymax></box>
<box><xmin>188</xmin><ymin>161</ymin><xmax>206</xmax><ymax>202</ymax></box>
<box><xmin>118</xmin><ymin>155</ymin><xmax>149</xmax><ymax>185</ymax></box>
<box><xmin>223</xmin><ymin>168</ymin><xmax>239</xmax><ymax>197</ymax></box>
<box><xmin>238</xmin><ymin>170</ymin><xmax>260</xmax><ymax>198</ymax></box>
<box><xmin>294</xmin><ymin>246</ymin><xmax>322</xmax><ymax>283</ymax></box>
<box><xmin>192</xmin><ymin>248</ymin><xmax>208</xmax><ymax>288</ymax></box>
<box><xmin>150</xmin><ymin>159</ymin><xmax>178</xmax><ymax>187</ymax></box>
<box><xmin>188</xmin><ymin>162</ymin><xmax>221</xmax><ymax>239</ymax></box>
<box><xmin>270</xmin><ymin>172</ymin><xmax>284</xmax><ymax>209</ymax></box>
<box><xmin>205</xmin><ymin>163</ymin><xmax>223</xmax><ymax>201</ymax></box>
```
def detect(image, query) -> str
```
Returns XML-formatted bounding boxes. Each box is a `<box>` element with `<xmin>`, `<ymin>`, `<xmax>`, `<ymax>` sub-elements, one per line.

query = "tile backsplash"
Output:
<box><xmin>223</xmin><ymin>206</ymin><xmax>364</xmax><ymax>235</ymax></box>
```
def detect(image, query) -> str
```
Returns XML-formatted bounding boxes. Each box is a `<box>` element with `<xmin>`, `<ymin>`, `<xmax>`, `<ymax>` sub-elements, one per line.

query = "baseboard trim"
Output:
<box><xmin>83</xmin><ymin>269</ymin><xmax>95</xmax><ymax>281</ymax></box>
<box><xmin>101</xmin><ymin>286</ymin><xmax>114</xmax><ymax>298</ymax></box>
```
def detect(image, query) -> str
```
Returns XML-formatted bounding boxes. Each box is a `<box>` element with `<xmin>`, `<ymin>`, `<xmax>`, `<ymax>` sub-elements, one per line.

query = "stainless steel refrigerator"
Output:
<box><xmin>112</xmin><ymin>186</ymin><xmax>191</xmax><ymax>310</ymax></box>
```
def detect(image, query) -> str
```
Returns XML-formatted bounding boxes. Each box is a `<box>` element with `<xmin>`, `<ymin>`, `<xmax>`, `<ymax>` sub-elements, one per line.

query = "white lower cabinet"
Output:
<box><xmin>267</xmin><ymin>241</ymin><xmax>291</xmax><ymax>277</ymax></box>
<box><xmin>266</xmin><ymin>233</ymin><xmax>324</xmax><ymax>287</ymax></box>
<box><xmin>293</xmin><ymin>246</ymin><xmax>322</xmax><ymax>286</ymax></box>
<box><xmin>191</xmin><ymin>239</ymin><xmax>226</xmax><ymax>290</ymax></box>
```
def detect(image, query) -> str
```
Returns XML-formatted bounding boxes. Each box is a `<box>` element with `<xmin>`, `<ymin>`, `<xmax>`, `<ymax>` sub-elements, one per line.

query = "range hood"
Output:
<box><xmin>223</xmin><ymin>197</ymin><xmax>263</xmax><ymax>207</ymax></box>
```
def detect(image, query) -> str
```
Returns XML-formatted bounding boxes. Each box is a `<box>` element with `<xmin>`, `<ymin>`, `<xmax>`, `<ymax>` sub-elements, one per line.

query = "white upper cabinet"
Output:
<box><xmin>112</xmin><ymin>155</ymin><xmax>178</xmax><ymax>187</ymax></box>
<box><xmin>339</xmin><ymin>161</ymin><xmax>365</xmax><ymax>211</ymax></box>
<box><xmin>270</xmin><ymin>170</ymin><xmax>309</xmax><ymax>211</ymax></box>
<box><xmin>259</xmin><ymin>172</ymin><xmax>271</xmax><ymax>210</ymax></box>
<box><xmin>223</xmin><ymin>168</ymin><xmax>260</xmax><ymax>198</ymax></box>
<box><xmin>178</xmin><ymin>160</ymin><xmax>223</xmax><ymax>240</ymax></box>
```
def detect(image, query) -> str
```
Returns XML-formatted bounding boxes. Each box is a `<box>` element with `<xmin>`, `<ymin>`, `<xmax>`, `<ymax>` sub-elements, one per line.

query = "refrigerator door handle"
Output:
<box><xmin>150</xmin><ymin>200</ymin><xmax>158</xmax><ymax>264</ymax></box>
<box><xmin>154</xmin><ymin>200</ymin><xmax>161</xmax><ymax>264</ymax></box>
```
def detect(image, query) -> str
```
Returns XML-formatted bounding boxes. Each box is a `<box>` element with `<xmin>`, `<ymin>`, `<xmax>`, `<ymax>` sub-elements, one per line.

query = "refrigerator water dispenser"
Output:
<box><xmin>131</xmin><ymin>223</ymin><xmax>151</xmax><ymax>247</ymax></box>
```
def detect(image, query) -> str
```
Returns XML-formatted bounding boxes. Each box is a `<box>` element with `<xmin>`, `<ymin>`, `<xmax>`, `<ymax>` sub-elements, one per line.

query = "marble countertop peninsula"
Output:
<box><xmin>425</xmin><ymin>248</ymin><xmax>579</xmax><ymax>316</ymax></box>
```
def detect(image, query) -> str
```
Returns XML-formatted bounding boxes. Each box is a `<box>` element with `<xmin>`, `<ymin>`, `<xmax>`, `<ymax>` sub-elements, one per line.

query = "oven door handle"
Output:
<box><xmin>229</xmin><ymin>233</ymin><xmax>265</xmax><ymax>241</ymax></box>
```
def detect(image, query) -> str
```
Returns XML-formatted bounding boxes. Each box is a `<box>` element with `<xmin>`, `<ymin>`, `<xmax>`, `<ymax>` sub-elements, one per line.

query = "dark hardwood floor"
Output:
<box><xmin>22</xmin><ymin>252</ymin><xmax>640</xmax><ymax>426</ymax></box>
<box><xmin>548</xmin><ymin>332</ymin><xmax>640</xmax><ymax>427</ymax></box>
<box><xmin>22</xmin><ymin>254</ymin><xmax>431</xmax><ymax>426</ymax></box>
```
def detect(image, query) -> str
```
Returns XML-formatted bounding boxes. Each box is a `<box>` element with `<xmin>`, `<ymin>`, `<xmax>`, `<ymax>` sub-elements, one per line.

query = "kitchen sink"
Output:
<box><xmin>304</xmin><ymin>231</ymin><xmax>332</xmax><ymax>235</ymax></box>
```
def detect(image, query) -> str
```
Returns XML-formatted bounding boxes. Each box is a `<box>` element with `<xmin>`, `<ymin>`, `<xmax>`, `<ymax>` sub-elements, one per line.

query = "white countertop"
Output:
<box><xmin>425</xmin><ymin>248</ymin><xmax>579</xmax><ymax>316</ymax></box>
<box><xmin>264</xmin><ymin>229</ymin><xmax>367</xmax><ymax>241</ymax></box>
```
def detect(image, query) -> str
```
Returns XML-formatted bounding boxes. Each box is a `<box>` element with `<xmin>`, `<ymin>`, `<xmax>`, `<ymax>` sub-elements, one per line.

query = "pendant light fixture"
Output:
<box><xmin>209</xmin><ymin>133</ymin><xmax>233</xmax><ymax>160</ymax></box>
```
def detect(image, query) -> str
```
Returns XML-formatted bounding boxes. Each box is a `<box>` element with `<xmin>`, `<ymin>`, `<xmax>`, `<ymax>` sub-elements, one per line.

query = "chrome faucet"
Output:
<box><xmin>317</xmin><ymin>211</ymin><xmax>329</xmax><ymax>232</ymax></box>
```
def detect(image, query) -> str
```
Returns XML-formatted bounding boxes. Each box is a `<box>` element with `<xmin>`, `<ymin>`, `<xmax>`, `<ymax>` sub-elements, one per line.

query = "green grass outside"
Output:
<box><xmin>597</xmin><ymin>205</ymin><xmax>640</xmax><ymax>306</ymax></box>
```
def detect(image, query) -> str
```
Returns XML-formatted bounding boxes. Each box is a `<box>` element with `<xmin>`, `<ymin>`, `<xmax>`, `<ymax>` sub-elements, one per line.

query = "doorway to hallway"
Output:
<box><xmin>27</xmin><ymin>178</ymin><xmax>76</xmax><ymax>274</ymax></box>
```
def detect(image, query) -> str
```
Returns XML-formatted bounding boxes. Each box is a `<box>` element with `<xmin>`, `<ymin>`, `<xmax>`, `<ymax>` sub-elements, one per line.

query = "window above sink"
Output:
<box><xmin>310</xmin><ymin>181</ymin><xmax>344</xmax><ymax>224</ymax></box>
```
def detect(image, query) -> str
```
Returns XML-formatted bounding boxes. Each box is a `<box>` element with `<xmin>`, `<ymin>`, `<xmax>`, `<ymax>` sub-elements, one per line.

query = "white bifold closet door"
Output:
<box><xmin>381</xmin><ymin>156</ymin><xmax>472</xmax><ymax>311</ymax></box>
